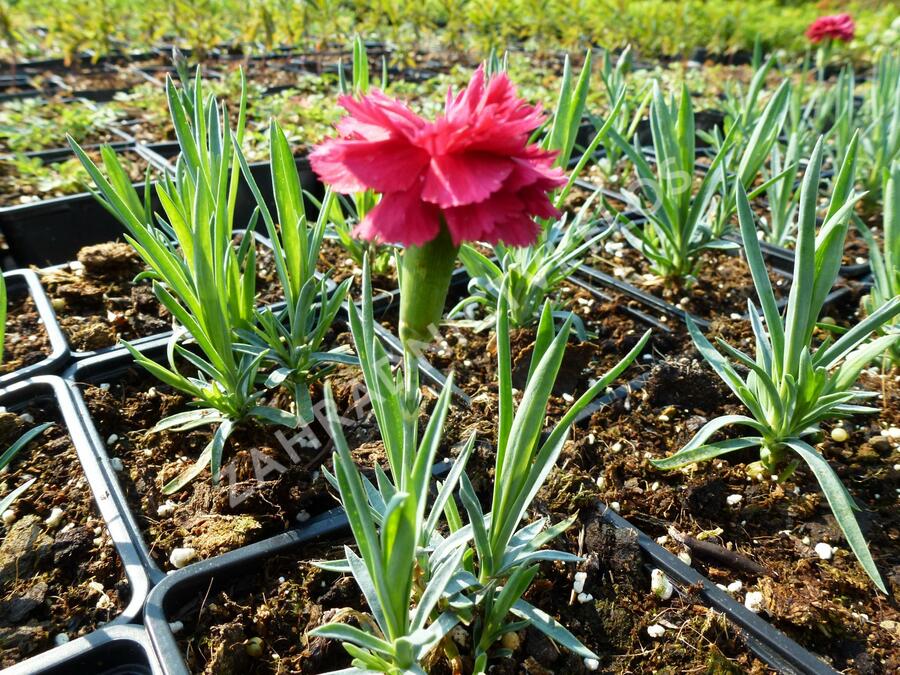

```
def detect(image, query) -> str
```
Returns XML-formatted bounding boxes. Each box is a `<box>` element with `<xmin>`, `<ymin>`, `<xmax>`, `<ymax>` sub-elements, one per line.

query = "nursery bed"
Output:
<box><xmin>567</xmin><ymin>358</ymin><xmax>900</xmax><ymax>674</ymax></box>
<box><xmin>582</xmin><ymin>241</ymin><xmax>790</xmax><ymax>324</ymax></box>
<box><xmin>156</xmin><ymin>514</ymin><xmax>775</xmax><ymax>675</ymax></box>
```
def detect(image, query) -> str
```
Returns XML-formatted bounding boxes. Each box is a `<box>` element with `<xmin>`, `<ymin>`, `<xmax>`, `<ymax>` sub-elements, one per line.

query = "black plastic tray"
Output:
<box><xmin>0</xmin><ymin>145</ymin><xmax>152</xmax><ymax>269</ymax></box>
<box><xmin>2</xmin><ymin>624</ymin><xmax>163</xmax><ymax>675</ymax></box>
<box><xmin>143</xmin><ymin>506</ymin><xmax>348</xmax><ymax>675</ymax></box>
<box><xmin>38</xmin><ymin>228</ymin><xmax>273</xmax><ymax>362</ymax></box>
<box><xmin>0</xmin><ymin>269</ymin><xmax>69</xmax><ymax>386</ymax></box>
<box><xmin>574</xmin><ymin>254</ymin><xmax>849</xmax><ymax>331</ymax></box>
<box><xmin>0</xmin><ymin>376</ymin><xmax>151</xmax><ymax>669</ymax></box>
<box><xmin>61</xmin><ymin>307</ymin><xmax>455</xmax><ymax>585</ymax></box>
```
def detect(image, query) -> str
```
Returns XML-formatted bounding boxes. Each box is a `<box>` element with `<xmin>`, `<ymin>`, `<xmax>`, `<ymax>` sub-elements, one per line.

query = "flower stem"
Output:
<box><xmin>399</xmin><ymin>226</ymin><xmax>459</xmax><ymax>348</ymax></box>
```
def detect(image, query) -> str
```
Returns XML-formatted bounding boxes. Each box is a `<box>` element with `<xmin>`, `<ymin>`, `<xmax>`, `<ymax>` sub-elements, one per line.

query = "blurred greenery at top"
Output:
<box><xmin>1</xmin><ymin>0</ymin><xmax>898</xmax><ymax>64</ymax></box>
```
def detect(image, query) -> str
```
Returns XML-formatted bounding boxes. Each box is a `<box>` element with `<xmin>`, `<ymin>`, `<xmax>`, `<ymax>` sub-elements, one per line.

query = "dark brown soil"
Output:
<box><xmin>39</xmin><ymin>236</ymin><xmax>281</xmax><ymax>352</ymax></box>
<box><xmin>586</xmin><ymin>239</ymin><xmax>789</xmax><ymax>322</ymax></box>
<box><xmin>415</xmin><ymin>280</ymin><xmax>683</xmax><ymax>400</ymax></box>
<box><xmin>318</xmin><ymin>238</ymin><xmax>398</xmax><ymax>297</ymax></box>
<box><xmin>172</xmin><ymin>538</ymin><xmax>359</xmax><ymax>674</ymax></box>
<box><xmin>0</xmin><ymin>149</ymin><xmax>151</xmax><ymax>207</ymax></box>
<box><xmin>0</xmin><ymin>286</ymin><xmax>51</xmax><ymax>375</ymax></box>
<box><xmin>0</xmin><ymin>402</ymin><xmax>128</xmax><ymax>666</ymax></box>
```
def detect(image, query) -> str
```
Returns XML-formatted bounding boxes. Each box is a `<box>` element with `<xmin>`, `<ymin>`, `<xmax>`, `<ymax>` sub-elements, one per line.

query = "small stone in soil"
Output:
<box><xmin>647</xmin><ymin>624</ymin><xmax>666</xmax><ymax>638</ymax></box>
<box><xmin>651</xmin><ymin>568</ymin><xmax>673</xmax><ymax>600</ymax></box>
<box><xmin>814</xmin><ymin>542</ymin><xmax>834</xmax><ymax>560</ymax></box>
<box><xmin>573</xmin><ymin>571</ymin><xmax>587</xmax><ymax>594</ymax></box>
<box><xmin>744</xmin><ymin>591</ymin><xmax>764</xmax><ymax>613</ymax></box>
<box><xmin>45</xmin><ymin>508</ymin><xmax>64</xmax><ymax>529</ymax></box>
<box><xmin>170</xmin><ymin>547</ymin><xmax>197</xmax><ymax>569</ymax></box>
<box><xmin>830</xmin><ymin>427</ymin><xmax>849</xmax><ymax>443</ymax></box>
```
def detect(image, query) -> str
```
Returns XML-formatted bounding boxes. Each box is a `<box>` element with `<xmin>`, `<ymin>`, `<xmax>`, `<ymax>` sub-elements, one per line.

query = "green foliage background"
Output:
<box><xmin>1</xmin><ymin>0</ymin><xmax>899</xmax><ymax>63</ymax></box>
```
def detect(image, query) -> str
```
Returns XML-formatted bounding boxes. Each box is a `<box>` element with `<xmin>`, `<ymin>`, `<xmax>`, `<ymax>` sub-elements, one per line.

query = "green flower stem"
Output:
<box><xmin>399</xmin><ymin>225</ymin><xmax>459</xmax><ymax>348</ymax></box>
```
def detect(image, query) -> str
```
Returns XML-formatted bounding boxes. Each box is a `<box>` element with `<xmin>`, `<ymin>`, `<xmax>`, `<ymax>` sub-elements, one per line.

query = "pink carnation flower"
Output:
<box><xmin>310</xmin><ymin>66</ymin><xmax>566</xmax><ymax>248</ymax></box>
<box><xmin>805</xmin><ymin>13</ymin><xmax>855</xmax><ymax>44</ymax></box>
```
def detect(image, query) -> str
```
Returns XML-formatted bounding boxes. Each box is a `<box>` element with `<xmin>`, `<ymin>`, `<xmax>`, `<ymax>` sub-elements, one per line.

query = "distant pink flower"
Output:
<box><xmin>806</xmin><ymin>14</ymin><xmax>855</xmax><ymax>44</ymax></box>
<box><xmin>309</xmin><ymin>66</ymin><xmax>566</xmax><ymax>248</ymax></box>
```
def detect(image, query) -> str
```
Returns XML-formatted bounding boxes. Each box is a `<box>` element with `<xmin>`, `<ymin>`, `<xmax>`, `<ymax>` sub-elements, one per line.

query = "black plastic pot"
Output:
<box><xmin>0</xmin><ymin>143</ymin><xmax>153</xmax><ymax>269</ymax></box>
<box><xmin>0</xmin><ymin>190</ymin><xmax>133</xmax><ymax>269</ymax></box>
<box><xmin>62</xmin><ymin>308</ymin><xmax>450</xmax><ymax>586</ymax></box>
<box><xmin>143</xmin><ymin>506</ymin><xmax>348</xmax><ymax>675</ymax></box>
<box><xmin>599</xmin><ymin>505</ymin><xmax>838</xmax><ymax>675</ymax></box>
<box><xmin>40</xmin><ymin>228</ymin><xmax>274</xmax><ymax>362</ymax></box>
<box><xmin>0</xmin><ymin>269</ymin><xmax>69</xmax><ymax>385</ymax></box>
<box><xmin>0</xmin><ymin>376</ymin><xmax>150</xmax><ymax>662</ymax></box>
<box><xmin>3</xmin><ymin>624</ymin><xmax>163</xmax><ymax>675</ymax></box>
<box><xmin>12</xmin><ymin>51</ymin><xmax>160</xmax><ymax>73</ymax></box>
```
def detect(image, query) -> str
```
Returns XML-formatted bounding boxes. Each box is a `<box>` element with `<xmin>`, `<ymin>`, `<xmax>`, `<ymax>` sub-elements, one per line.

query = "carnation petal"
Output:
<box><xmin>339</xmin><ymin>91</ymin><xmax>426</xmax><ymax>142</ymax></box>
<box><xmin>422</xmin><ymin>153</ymin><xmax>514</xmax><ymax>208</ymax></box>
<box><xmin>354</xmin><ymin>187</ymin><xmax>440</xmax><ymax>247</ymax></box>
<box><xmin>309</xmin><ymin>139</ymin><xmax>370</xmax><ymax>193</ymax></box>
<box><xmin>443</xmin><ymin>190</ymin><xmax>536</xmax><ymax>246</ymax></box>
<box><xmin>310</xmin><ymin>137</ymin><xmax>429</xmax><ymax>194</ymax></box>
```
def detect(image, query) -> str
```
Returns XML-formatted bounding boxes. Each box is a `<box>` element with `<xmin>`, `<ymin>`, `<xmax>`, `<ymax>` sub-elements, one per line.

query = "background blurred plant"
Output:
<box><xmin>758</xmin><ymin>137</ymin><xmax>801</xmax><ymax>246</ymax></box>
<box><xmin>2</xmin><ymin>0</ymin><xmax>897</xmax><ymax>63</ymax></box>
<box><xmin>856</xmin><ymin>162</ymin><xmax>900</xmax><ymax>368</ymax></box>
<box><xmin>858</xmin><ymin>53</ymin><xmax>900</xmax><ymax>208</ymax></box>
<box><xmin>0</xmin><ymin>99</ymin><xmax>120</xmax><ymax>153</ymax></box>
<box><xmin>586</xmin><ymin>46</ymin><xmax>651</xmax><ymax>180</ymax></box>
